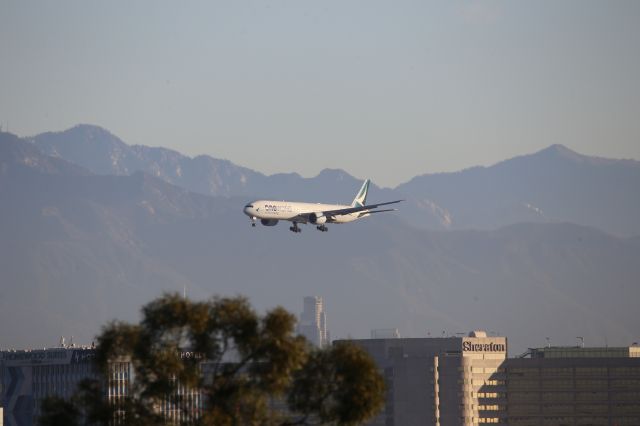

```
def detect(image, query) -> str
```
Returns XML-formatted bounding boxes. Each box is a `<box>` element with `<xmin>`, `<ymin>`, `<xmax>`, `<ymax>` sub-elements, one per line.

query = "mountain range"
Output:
<box><xmin>1</xmin><ymin>125</ymin><xmax>639</xmax><ymax>355</ymax></box>
<box><xmin>29</xmin><ymin>124</ymin><xmax>640</xmax><ymax>237</ymax></box>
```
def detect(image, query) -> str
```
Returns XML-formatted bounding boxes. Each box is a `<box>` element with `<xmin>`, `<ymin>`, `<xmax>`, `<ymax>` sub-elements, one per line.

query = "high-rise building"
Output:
<box><xmin>297</xmin><ymin>296</ymin><xmax>329</xmax><ymax>347</ymax></box>
<box><xmin>347</xmin><ymin>330</ymin><xmax>508</xmax><ymax>426</ymax></box>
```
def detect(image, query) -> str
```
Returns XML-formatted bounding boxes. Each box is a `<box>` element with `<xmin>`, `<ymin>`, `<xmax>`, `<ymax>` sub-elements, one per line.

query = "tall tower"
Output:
<box><xmin>298</xmin><ymin>296</ymin><xmax>329</xmax><ymax>347</ymax></box>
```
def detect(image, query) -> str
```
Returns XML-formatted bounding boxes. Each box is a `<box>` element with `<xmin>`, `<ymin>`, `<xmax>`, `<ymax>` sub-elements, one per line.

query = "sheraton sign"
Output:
<box><xmin>462</xmin><ymin>341</ymin><xmax>506</xmax><ymax>353</ymax></box>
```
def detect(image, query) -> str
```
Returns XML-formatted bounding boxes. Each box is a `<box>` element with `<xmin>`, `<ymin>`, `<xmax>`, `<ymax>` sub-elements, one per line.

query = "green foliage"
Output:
<box><xmin>39</xmin><ymin>294</ymin><xmax>384</xmax><ymax>425</ymax></box>
<box><xmin>287</xmin><ymin>343</ymin><xmax>385</xmax><ymax>425</ymax></box>
<box><xmin>39</xmin><ymin>396</ymin><xmax>80</xmax><ymax>426</ymax></box>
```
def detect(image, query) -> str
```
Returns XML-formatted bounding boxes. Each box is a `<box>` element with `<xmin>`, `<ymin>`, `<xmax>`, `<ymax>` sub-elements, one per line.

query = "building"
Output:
<box><xmin>371</xmin><ymin>329</ymin><xmax>401</xmax><ymax>339</ymax></box>
<box><xmin>504</xmin><ymin>345</ymin><xmax>640</xmax><ymax>426</ymax></box>
<box><xmin>1</xmin><ymin>347</ymin><xmax>201</xmax><ymax>426</ymax></box>
<box><xmin>6</xmin><ymin>337</ymin><xmax>640</xmax><ymax>426</ymax></box>
<box><xmin>352</xmin><ymin>335</ymin><xmax>640</xmax><ymax>426</ymax></box>
<box><xmin>348</xmin><ymin>330</ymin><xmax>508</xmax><ymax>426</ymax></box>
<box><xmin>297</xmin><ymin>296</ymin><xmax>329</xmax><ymax>348</ymax></box>
<box><xmin>1</xmin><ymin>347</ymin><xmax>100</xmax><ymax>426</ymax></box>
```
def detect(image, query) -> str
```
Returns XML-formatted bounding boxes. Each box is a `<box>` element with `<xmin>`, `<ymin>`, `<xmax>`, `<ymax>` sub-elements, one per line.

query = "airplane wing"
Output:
<box><xmin>292</xmin><ymin>200</ymin><xmax>403</xmax><ymax>223</ymax></box>
<box><xmin>356</xmin><ymin>208</ymin><xmax>397</xmax><ymax>218</ymax></box>
<box><xmin>321</xmin><ymin>200</ymin><xmax>403</xmax><ymax>216</ymax></box>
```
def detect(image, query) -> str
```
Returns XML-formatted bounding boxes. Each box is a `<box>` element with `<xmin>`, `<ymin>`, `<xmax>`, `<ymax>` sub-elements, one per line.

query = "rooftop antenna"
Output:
<box><xmin>545</xmin><ymin>337</ymin><xmax>551</xmax><ymax>348</ymax></box>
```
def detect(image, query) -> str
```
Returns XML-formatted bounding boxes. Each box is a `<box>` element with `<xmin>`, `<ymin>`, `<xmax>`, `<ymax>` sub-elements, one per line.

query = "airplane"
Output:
<box><xmin>243</xmin><ymin>179</ymin><xmax>402</xmax><ymax>233</ymax></box>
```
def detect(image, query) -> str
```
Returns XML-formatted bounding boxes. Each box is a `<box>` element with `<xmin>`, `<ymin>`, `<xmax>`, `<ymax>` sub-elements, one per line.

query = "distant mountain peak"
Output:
<box><xmin>535</xmin><ymin>144</ymin><xmax>590</xmax><ymax>163</ymax></box>
<box><xmin>533</xmin><ymin>144</ymin><xmax>638</xmax><ymax>166</ymax></box>
<box><xmin>316</xmin><ymin>168</ymin><xmax>354</xmax><ymax>181</ymax></box>
<box><xmin>543</xmin><ymin>143</ymin><xmax>577</xmax><ymax>155</ymax></box>
<box><xmin>42</xmin><ymin>124</ymin><xmax>121</xmax><ymax>142</ymax></box>
<box><xmin>70</xmin><ymin>123</ymin><xmax>113</xmax><ymax>134</ymax></box>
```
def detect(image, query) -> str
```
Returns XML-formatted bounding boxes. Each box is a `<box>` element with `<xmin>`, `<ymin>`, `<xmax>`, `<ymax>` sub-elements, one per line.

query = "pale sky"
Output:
<box><xmin>1</xmin><ymin>1</ymin><xmax>639</xmax><ymax>186</ymax></box>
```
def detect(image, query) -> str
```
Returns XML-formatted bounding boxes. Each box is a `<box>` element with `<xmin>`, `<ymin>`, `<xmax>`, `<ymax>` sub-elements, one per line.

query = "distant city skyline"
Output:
<box><xmin>1</xmin><ymin>1</ymin><xmax>639</xmax><ymax>186</ymax></box>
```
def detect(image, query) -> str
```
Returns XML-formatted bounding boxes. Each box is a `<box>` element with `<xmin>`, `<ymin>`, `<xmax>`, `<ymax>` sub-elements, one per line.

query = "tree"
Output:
<box><xmin>39</xmin><ymin>396</ymin><xmax>80</xmax><ymax>426</ymax></box>
<box><xmin>286</xmin><ymin>343</ymin><xmax>385</xmax><ymax>425</ymax></box>
<box><xmin>40</xmin><ymin>294</ymin><xmax>384</xmax><ymax>425</ymax></box>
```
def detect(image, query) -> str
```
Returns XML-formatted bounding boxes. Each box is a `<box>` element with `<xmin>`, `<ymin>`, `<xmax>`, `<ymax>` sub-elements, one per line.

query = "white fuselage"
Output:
<box><xmin>244</xmin><ymin>200</ymin><xmax>366</xmax><ymax>224</ymax></box>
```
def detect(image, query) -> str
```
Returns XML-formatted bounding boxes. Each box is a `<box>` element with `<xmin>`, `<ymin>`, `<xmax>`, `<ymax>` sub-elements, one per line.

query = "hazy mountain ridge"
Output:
<box><xmin>27</xmin><ymin>125</ymin><xmax>640</xmax><ymax>237</ymax></box>
<box><xmin>28</xmin><ymin>125</ymin><xmax>382</xmax><ymax>204</ymax></box>
<box><xmin>1</xmin><ymin>131</ymin><xmax>90</xmax><ymax>177</ymax></box>
<box><xmin>398</xmin><ymin>144</ymin><xmax>640</xmax><ymax>236</ymax></box>
<box><xmin>30</xmin><ymin>124</ymin><xmax>264</xmax><ymax>197</ymax></box>
<box><xmin>1</xmin><ymin>133</ymin><xmax>639</xmax><ymax>354</ymax></box>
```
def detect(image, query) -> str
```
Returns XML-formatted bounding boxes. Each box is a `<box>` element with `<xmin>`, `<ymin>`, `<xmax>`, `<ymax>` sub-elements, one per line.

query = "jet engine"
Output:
<box><xmin>261</xmin><ymin>219</ymin><xmax>279</xmax><ymax>226</ymax></box>
<box><xmin>309</xmin><ymin>212</ymin><xmax>327</xmax><ymax>225</ymax></box>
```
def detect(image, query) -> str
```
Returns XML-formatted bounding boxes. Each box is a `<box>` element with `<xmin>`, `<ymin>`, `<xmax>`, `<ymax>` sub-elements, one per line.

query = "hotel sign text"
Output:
<box><xmin>462</xmin><ymin>341</ymin><xmax>506</xmax><ymax>353</ymax></box>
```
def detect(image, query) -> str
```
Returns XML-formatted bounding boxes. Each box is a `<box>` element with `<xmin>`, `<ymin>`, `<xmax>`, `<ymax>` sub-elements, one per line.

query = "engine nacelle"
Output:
<box><xmin>261</xmin><ymin>219</ymin><xmax>279</xmax><ymax>226</ymax></box>
<box><xmin>309</xmin><ymin>212</ymin><xmax>327</xmax><ymax>225</ymax></box>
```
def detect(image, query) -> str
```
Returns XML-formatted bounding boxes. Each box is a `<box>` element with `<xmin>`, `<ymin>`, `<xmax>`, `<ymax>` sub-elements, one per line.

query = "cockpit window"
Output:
<box><xmin>245</xmin><ymin>204</ymin><xmax>254</xmax><ymax>208</ymax></box>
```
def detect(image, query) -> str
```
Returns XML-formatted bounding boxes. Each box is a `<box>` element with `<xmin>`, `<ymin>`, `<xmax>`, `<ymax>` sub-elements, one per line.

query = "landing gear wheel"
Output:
<box><xmin>289</xmin><ymin>222</ymin><xmax>301</xmax><ymax>233</ymax></box>
<box><xmin>316</xmin><ymin>225</ymin><xmax>328</xmax><ymax>232</ymax></box>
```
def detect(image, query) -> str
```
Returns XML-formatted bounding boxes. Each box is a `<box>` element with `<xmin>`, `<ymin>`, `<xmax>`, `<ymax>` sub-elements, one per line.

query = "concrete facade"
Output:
<box><xmin>349</xmin><ymin>331</ymin><xmax>508</xmax><ymax>426</ymax></box>
<box><xmin>1</xmin><ymin>348</ymin><xmax>98</xmax><ymax>426</ymax></box>
<box><xmin>352</xmin><ymin>339</ymin><xmax>640</xmax><ymax>426</ymax></box>
<box><xmin>504</xmin><ymin>347</ymin><xmax>640</xmax><ymax>426</ymax></box>
<box><xmin>1</xmin><ymin>348</ymin><xmax>201</xmax><ymax>426</ymax></box>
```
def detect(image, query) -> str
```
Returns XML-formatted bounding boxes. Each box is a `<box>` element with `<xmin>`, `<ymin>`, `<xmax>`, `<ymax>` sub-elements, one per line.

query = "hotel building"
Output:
<box><xmin>348</xmin><ymin>330</ymin><xmax>508</xmax><ymax>426</ymax></box>
<box><xmin>1</xmin><ymin>347</ymin><xmax>100</xmax><ymax>426</ymax></box>
<box><xmin>1</xmin><ymin>347</ymin><xmax>200</xmax><ymax>426</ymax></box>
<box><xmin>4</xmin><ymin>338</ymin><xmax>640</xmax><ymax>426</ymax></box>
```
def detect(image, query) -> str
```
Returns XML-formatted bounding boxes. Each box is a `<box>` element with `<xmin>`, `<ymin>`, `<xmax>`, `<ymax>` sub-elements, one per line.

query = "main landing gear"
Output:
<box><xmin>289</xmin><ymin>222</ymin><xmax>301</xmax><ymax>233</ymax></box>
<box><xmin>316</xmin><ymin>225</ymin><xmax>328</xmax><ymax>232</ymax></box>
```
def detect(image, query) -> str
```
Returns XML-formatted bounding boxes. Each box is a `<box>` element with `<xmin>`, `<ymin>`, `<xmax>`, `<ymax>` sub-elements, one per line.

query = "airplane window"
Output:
<box><xmin>245</xmin><ymin>204</ymin><xmax>254</xmax><ymax>208</ymax></box>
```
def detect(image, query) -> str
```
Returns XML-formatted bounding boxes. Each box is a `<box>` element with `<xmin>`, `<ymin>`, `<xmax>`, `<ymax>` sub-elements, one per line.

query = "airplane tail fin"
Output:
<box><xmin>351</xmin><ymin>179</ymin><xmax>370</xmax><ymax>207</ymax></box>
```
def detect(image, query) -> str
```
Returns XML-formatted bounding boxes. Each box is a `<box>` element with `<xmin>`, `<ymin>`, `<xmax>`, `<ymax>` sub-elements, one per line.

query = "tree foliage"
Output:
<box><xmin>40</xmin><ymin>294</ymin><xmax>384</xmax><ymax>425</ymax></box>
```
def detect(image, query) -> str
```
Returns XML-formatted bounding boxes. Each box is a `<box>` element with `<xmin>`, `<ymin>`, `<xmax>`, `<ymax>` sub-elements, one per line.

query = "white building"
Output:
<box><xmin>297</xmin><ymin>296</ymin><xmax>329</xmax><ymax>348</ymax></box>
